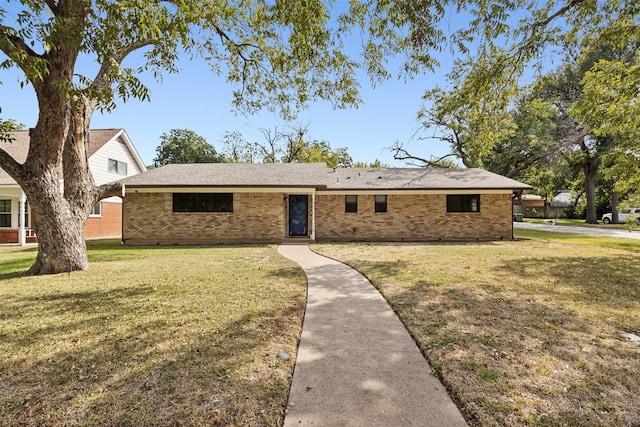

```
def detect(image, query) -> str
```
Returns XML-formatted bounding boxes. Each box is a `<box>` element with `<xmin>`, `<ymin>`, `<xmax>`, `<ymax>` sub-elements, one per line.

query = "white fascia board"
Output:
<box><xmin>318</xmin><ymin>189</ymin><xmax>514</xmax><ymax>195</ymax></box>
<box><xmin>126</xmin><ymin>187</ymin><xmax>318</xmax><ymax>195</ymax></box>
<box><xmin>116</xmin><ymin>129</ymin><xmax>148</xmax><ymax>172</ymax></box>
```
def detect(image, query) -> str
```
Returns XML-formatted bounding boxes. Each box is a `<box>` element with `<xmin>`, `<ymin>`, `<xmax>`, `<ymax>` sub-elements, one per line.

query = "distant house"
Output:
<box><xmin>0</xmin><ymin>129</ymin><xmax>146</xmax><ymax>244</ymax></box>
<box><xmin>513</xmin><ymin>194</ymin><xmax>546</xmax><ymax>218</ymax></box>
<box><xmin>550</xmin><ymin>190</ymin><xmax>576</xmax><ymax>208</ymax></box>
<box><xmin>548</xmin><ymin>190</ymin><xmax>581</xmax><ymax>218</ymax></box>
<box><xmin>120</xmin><ymin>163</ymin><xmax>531</xmax><ymax>244</ymax></box>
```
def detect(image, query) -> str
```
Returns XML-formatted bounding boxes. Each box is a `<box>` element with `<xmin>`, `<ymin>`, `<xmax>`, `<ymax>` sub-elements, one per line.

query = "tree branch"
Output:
<box><xmin>0</xmin><ymin>146</ymin><xmax>25</xmax><ymax>182</ymax></box>
<box><xmin>506</xmin><ymin>146</ymin><xmax>560</xmax><ymax>178</ymax></box>
<box><xmin>391</xmin><ymin>142</ymin><xmax>455</xmax><ymax>168</ymax></box>
<box><xmin>44</xmin><ymin>0</ymin><xmax>59</xmax><ymax>14</ymax></box>
<box><xmin>97</xmin><ymin>181</ymin><xmax>124</xmax><ymax>200</ymax></box>
<box><xmin>212</xmin><ymin>23</ymin><xmax>274</xmax><ymax>104</ymax></box>
<box><xmin>535</xmin><ymin>0</ymin><xmax>586</xmax><ymax>29</ymax></box>
<box><xmin>91</xmin><ymin>39</ymin><xmax>154</xmax><ymax>93</ymax></box>
<box><xmin>0</xmin><ymin>28</ymin><xmax>43</xmax><ymax>72</ymax></box>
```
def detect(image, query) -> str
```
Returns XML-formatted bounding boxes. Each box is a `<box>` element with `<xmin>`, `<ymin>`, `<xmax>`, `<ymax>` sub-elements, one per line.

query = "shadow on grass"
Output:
<box><xmin>0</xmin><ymin>281</ymin><xmax>304</xmax><ymax>425</ymax></box>
<box><xmin>495</xmin><ymin>254</ymin><xmax>640</xmax><ymax>312</ymax></box>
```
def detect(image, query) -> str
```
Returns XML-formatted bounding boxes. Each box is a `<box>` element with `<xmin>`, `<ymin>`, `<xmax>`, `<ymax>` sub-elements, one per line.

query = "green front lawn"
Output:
<box><xmin>0</xmin><ymin>241</ymin><xmax>306</xmax><ymax>426</ymax></box>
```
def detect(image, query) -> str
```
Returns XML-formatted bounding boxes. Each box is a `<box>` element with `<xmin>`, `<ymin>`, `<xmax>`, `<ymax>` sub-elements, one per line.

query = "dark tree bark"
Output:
<box><xmin>611</xmin><ymin>192</ymin><xmax>620</xmax><ymax>224</ymax></box>
<box><xmin>583</xmin><ymin>159</ymin><xmax>600</xmax><ymax>224</ymax></box>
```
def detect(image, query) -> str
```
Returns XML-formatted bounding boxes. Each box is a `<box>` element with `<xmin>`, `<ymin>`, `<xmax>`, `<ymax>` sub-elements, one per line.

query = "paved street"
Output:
<box><xmin>514</xmin><ymin>221</ymin><xmax>640</xmax><ymax>240</ymax></box>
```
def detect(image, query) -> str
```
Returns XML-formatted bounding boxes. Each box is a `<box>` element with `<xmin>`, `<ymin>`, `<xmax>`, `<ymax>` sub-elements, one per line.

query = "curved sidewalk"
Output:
<box><xmin>278</xmin><ymin>244</ymin><xmax>467</xmax><ymax>427</ymax></box>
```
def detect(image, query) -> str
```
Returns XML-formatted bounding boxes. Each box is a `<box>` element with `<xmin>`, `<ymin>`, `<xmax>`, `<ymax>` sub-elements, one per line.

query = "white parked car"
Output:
<box><xmin>601</xmin><ymin>208</ymin><xmax>640</xmax><ymax>224</ymax></box>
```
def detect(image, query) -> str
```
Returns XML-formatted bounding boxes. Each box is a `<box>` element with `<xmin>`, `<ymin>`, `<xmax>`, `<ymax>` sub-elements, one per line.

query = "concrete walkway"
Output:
<box><xmin>278</xmin><ymin>244</ymin><xmax>467</xmax><ymax>427</ymax></box>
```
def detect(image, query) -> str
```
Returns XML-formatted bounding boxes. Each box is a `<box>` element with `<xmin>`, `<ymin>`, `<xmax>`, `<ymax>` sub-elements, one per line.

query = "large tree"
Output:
<box><xmin>153</xmin><ymin>129</ymin><xmax>224</xmax><ymax>167</ymax></box>
<box><xmin>570</xmin><ymin>56</ymin><xmax>640</xmax><ymax>195</ymax></box>
<box><xmin>0</xmin><ymin>0</ymin><xmax>437</xmax><ymax>274</ymax></box>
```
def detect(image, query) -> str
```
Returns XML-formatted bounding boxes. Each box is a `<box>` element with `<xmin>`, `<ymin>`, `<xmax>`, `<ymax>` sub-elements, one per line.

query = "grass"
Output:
<box><xmin>313</xmin><ymin>231</ymin><xmax>640</xmax><ymax>426</ymax></box>
<box><xmin>0</xmin><ymin>241</ymin><xmax>306</xmax><ymax>426</ymax></box>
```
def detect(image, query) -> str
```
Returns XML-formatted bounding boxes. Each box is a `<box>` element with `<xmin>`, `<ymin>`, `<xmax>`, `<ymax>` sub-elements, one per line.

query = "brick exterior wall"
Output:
<box><xmin>315</xmin><ymin>193</ymin><xmax>513</xmax><ymax>241</ymax></box>
<box><xmin>123</xmin><ymin>192</ymin><xmax>290</xmax><ymax>245</ymax></box>
<box><xmin>84</xmin><ymin>201</ymin><xmax>122</xmax><ymax>239</ymax></box>
<box><xmin>0</xmin><ymin>229</ymin><xmax>18</xmax><ymax>244</ymax></box>
<box><xmin>122</xmin><ymin>190</ymin><xmax>513</xmax><ymax>245</ymax></box>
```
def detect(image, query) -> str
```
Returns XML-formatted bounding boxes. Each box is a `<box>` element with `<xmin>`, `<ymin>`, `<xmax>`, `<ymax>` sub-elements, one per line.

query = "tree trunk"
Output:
<box><xmin>27</xmin><ymin>194</ymin><xmax>89</xmax><ymax>274</ymax></box>
<box><xmin>584</xmin><ymin>161</ymin><xmax>599</xmax><ymax>224</ymax></box>
<box><xmin>20</xmin><ymin>125</ymin><xmax>93</xmax><ymax>274</ymax></box>
<box><xmin>611</xmin><ymin>191</ymin><xmax>619</xmax><ymax>224</ymax></box>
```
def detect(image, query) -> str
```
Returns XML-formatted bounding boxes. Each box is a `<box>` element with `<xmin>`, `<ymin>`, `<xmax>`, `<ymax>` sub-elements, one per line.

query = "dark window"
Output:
<box><xmin>90</xmin><ymin>203</ymin><xmax>102</xmax><ymax>217</ymax></box>
<box><xmin>108</xmin><ymin>159</ymin><xmax>128</xmax><ymax>176</ymax></box>
<box><xmin>447</xmin><ymin>194</ymin><xmax>480</xmax><ymax>212</ymax></box>
<box><xmin>173</xmin><ymin>193</ymin><xmax>233</xmax><ymax>212</ymax></box>
<box><xmin>345</xmin><ymin>195</ymin><xmax>358</xmax><ymax>213</ymax></box>
<box><xmin>0</xmin><ymin>199</ymin><xmax>10</xmax><ymax>227</ymax></box>
<box><xmin>22</xmin><ymin>201</ymin><xmax>30</xmax><ymax>228</ymax></box>
<box><xmin>374</xmin><ymin>195</ymin><xmax>387</xmax><ymax>213</ymax></box>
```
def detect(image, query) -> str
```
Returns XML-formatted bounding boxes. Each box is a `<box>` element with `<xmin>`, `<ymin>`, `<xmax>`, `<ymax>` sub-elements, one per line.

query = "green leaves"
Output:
<box><xmin>568</xmin><ymin>54</ymin><xmax>640</xmax><ymax>193</ymax></box>
<box><xmin>153</xmin><ymin>129</ymin><xmax>225</xmax><ymax>167</ymax></box>
<box><xmin>570</xmin><ymin>58</ymin><xmax>640</xmax><ymax>141</ymax></box>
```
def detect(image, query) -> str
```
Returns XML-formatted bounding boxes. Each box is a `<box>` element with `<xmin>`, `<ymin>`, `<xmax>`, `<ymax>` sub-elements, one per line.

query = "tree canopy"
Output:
<box><xmin>220</xmin><ymin>125</ymin><xmax>353</xmax><ymax>167</ymax></box>
<box><xmin>153</xmin><ymin>129</ymin><xmax>224</xmax><ymax>167</ymax></box>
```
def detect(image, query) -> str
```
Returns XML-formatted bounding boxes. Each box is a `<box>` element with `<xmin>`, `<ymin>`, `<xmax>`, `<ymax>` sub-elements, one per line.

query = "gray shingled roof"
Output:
<box><xmin>121</xmin><ymin>163</ymin><xmax>532</xmax><ymax>191</ymax></box>
<box><xmin>0</xmin><ymin>129</ymin><xmax>122</xmax><ymax>185</ymax></box>
<box><xmin>326</xmin><ymin>167</ymin><xmax>531</xmax><ymax>190</ymax></box>
<box><xmin>121</xmin><ymin>163</ymin><xmax>330</xmax><ymax>187</ymax></box>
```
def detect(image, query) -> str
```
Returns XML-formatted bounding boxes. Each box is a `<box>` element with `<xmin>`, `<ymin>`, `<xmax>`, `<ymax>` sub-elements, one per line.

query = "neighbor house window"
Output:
<box><xmin>90</xmin><ymin>203</ymin><xmax>102</xmax><ymax>217</ymax></box>
<box><xmin>447</xmin><ymin>194</ymin><xmax>480</xmax><ymax>212</ymax></box>
<box><xmin>108</xmin><ymin>159</ymin><xmax>128</xmax><ymax>176</ymax></box>
<box><xmin>0</xmin><ymin>200</ymin><xmax>10</xmax><ymax>227</ymax></box>
<box><xmin>20</xmin><ymin>201</ymin><xmax>29</xmax><ymax>228</ymax></box>
<box><xmin>173</xmin><ymin>193</ymin><xmax>233</xmax><ymax>213</ymax></box>
<box><xmin>345</xmin><ymin>195</ymin><xmax>358</xmax><ymax>213</ymax></box>
<box><xmin>374</xmin><ymin>195</ymin><xmax>387</xmax><ymax>213</ymax></box>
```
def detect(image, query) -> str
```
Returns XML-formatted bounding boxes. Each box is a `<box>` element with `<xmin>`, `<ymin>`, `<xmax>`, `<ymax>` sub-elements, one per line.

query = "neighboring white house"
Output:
<box><xmin>550</xmin><ymin>190</ymin><xmax>576</xmax><ymax>207</ymax></box>
<box><xmin>0</xmin><ymin>128</ymin><xmax>146</xmax><ymax>245</ymax></box>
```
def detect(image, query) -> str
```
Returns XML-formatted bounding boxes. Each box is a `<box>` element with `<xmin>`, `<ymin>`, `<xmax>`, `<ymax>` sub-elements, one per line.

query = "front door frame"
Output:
<box><xmin>288</xmin><ymin>194</ymin><xmax>309</xmax><ymax>237</ymax></box>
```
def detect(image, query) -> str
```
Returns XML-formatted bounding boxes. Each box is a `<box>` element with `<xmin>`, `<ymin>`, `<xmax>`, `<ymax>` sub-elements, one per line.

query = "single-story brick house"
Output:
<box><xmin>0</xmin><ymin>129</ymin><xmax>146</xmax><ymax>244</ymax></box>
<box><xmin>120</xmin><ymin>163</ymin><xmax>531</xmax><ymax>245</ymax></box>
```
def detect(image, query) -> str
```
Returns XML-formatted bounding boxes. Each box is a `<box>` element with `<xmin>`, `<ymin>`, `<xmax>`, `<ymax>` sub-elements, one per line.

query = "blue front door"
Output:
<box><xmin>288</xmin><ymin>195</ymin><xmax>308</xmax><ymax>237</ymax></box>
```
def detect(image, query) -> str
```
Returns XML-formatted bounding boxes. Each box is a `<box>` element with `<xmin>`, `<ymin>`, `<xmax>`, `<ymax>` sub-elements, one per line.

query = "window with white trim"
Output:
<box><xmin>90</xmin><ymin>203</ymin><xmax>102</xmax><ymax>217</ymax></box>
<box><xmin>0</xmin><ymin>200</ymin><xmax>11</xmax><ymax>227</ymax></box>
<box><xmin>108</xmin><ymin>159</ymin><xmax>128</xmax><ymax>175</ymax></box>
<box><xmin>20</xmin><ymin>201</ymin><xmax>30</xmax><ymax>228</ymax></box>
